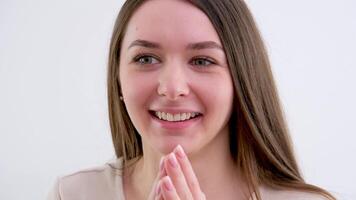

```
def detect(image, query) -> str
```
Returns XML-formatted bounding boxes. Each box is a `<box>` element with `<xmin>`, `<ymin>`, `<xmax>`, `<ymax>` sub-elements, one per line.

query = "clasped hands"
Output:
<box><xmin>148</xmin><ymin>145</ymin><xmax>206</xmax><ymax>200</ymax></box>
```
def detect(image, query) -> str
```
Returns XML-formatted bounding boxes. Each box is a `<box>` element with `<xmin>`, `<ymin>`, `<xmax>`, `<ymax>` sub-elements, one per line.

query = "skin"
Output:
<box><xmin>119</xmin><ymin>0</ymin><xmax>249</xmax><ymax>199</ymax></box>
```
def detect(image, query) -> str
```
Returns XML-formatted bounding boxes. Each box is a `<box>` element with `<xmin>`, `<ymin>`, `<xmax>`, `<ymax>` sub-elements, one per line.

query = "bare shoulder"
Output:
<box><xmin>258</xmin><ymin>185</ymin><xmax>330</xmax><ymax>200</ymax></box>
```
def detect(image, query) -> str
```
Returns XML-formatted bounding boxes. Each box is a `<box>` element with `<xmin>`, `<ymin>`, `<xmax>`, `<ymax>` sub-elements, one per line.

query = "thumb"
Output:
<box><xmin>147</xmin><ymin>157</ymin><xmax>166</xmax><ymax>200</ymax></box>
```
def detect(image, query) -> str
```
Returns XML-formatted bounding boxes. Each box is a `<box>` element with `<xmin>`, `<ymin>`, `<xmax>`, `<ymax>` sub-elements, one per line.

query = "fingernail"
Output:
<box><xmin>174</xmin><ymin>145</ymin><xmax>185</xmax><ymax>159</ymax></box>
<box><xmin>163</xmin><ymin>176</ymin><xmax>173</xmax><ymax>191</ymax></box>
<box><xmin>159</xmin><ymin>157</ymin><xmax>164</xmax><ymax>171</ymax></box>
<box><xmin>168</xmin><ymin>153</ymin><xmax>178</xmax><ymax>168</ymax></box>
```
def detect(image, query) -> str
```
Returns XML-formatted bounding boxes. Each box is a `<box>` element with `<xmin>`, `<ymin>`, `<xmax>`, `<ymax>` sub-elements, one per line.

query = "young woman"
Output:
<box><xmin>48</xmin><ymin>0</ymin><xmax>336</xmax><ymax>199</ymax></box>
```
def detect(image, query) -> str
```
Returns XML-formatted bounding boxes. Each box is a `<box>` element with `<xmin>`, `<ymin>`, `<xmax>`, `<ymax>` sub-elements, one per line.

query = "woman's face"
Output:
<box><xmin>119</xmin><ymin>0</ymin><xmax>234</xmax><ymax>155</ymax></box>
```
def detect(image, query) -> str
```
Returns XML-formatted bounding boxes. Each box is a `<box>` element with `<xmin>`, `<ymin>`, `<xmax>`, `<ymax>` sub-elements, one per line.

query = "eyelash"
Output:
<box><xmin>132</xmin><ymin>54</ymin><xmax>216</xmax><ymax>67</ymax></box>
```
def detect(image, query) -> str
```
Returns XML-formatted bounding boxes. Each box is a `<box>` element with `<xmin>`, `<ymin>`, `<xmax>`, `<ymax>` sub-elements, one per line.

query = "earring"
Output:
<box><xmin>119</xmin><ymin>96</ymin><xmax>124</xmax><ymax>101</ymax></box>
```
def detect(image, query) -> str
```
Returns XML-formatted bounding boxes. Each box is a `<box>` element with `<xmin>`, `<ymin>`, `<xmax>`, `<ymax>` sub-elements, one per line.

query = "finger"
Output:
<box><xmin>161</xmin><ymin>176</ymin><xmax>181</xmax><ymax>200</ymax></box>
<box><xmin>164</xmin><ymin>152</ymin><xmax>193</xmax><ymax>200</ymax></box>
<box><xmin>154</xmin><ymin>182</ymin><xmax>163</xmax><ymax>200</ymax></box>
<box><xmin>148</xmin><ymin>157</ymin><xmax>166</xmax><ymax>200</ymax></box>
<box><xmin>174</xmin><ymin>145</ymin><xmax>205</xmax><ymax>200</ymax></box>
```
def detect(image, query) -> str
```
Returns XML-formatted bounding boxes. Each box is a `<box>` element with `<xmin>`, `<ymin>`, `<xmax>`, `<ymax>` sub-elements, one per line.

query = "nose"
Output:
<box><xmin>157</xmin><ymin>62</ymin><xmax>189</xmax><ymax>101</ymax></box>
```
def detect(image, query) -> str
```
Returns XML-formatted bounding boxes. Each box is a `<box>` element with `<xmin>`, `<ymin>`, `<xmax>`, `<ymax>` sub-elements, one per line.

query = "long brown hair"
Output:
<box><xmin>107</xmin><ymin>0</ymin><xmax>335</xmax><ymax>199</ymax></box>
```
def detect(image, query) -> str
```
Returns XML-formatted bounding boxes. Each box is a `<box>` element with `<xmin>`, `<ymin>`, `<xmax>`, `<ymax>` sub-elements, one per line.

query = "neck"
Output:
<box><xmin>126</xmin><ymin>128</ymin><xmax>250</xmax><ymax>200</ymax></box>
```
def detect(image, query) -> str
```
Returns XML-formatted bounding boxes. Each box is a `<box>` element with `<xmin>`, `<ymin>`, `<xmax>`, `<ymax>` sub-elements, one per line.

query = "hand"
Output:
<box><xmin>147</xmin><ymin>156</ymin><xmax>167</xmax><ymax>200</ymax></box>
<box><xmin>152</xmin><ymin>145</ymin><xmax>206</xmax><ymax>200</ymax></box>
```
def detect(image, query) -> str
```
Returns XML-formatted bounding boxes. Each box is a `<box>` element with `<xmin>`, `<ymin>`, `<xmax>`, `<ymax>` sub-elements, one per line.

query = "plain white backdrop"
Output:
<box><xmin>0</xmin><ymin>0</ymin><xmax>355</xmax><ymax>199</ymax></box>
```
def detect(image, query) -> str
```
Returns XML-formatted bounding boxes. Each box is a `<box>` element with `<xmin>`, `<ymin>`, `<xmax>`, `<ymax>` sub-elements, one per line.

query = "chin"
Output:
<box><xmin>156</xmin><ymin>140</ymin><xmax>181</xmax><ymax>154</ymax></box>
<box><xmin>154</xmin><ymin>138</ymin><xmax>196</xmax><ymax>156</ymax></box>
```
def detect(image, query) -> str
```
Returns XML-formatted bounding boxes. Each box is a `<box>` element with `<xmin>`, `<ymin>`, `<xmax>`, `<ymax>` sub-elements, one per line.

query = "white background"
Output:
<box><xmin>0</xmin><ymin>0</ymin><xmax>355</xmax><ymax>199</ymax></box>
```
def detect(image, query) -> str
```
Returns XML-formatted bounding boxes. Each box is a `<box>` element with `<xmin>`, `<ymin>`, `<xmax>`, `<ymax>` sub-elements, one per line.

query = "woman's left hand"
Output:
<box><xmin>155</xmin><ymin>145</ymin><xmax>206</xmax><ymax>200</ymax></box>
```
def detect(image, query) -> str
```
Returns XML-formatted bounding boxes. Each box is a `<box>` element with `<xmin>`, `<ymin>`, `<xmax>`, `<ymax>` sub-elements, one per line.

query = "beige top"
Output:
<box><xmin>47</xmin><ymin>158</ymin><xmax>328</xmax><ymax>200</ymax></box>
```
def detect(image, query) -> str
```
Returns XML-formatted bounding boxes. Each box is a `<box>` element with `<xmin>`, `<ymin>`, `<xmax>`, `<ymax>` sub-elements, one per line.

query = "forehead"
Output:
<box><xmin>122</xmin><ymin>0</ymin><xmax>222</xmax><ymax>50</ymax></box>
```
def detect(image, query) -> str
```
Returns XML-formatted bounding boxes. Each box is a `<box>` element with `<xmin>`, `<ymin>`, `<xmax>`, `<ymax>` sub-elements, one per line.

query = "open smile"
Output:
<box><xmin>149</xmin><ymin>110</ymin><xmax>202</xmax><ymax>122</ymax></box>
<box><xmin>149</xmin><ymin>110</ymin><xmax>203</xmax><ymax>129</ymax></box>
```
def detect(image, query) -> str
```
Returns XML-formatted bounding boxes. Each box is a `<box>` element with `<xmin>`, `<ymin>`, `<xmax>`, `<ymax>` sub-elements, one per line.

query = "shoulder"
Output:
<box><xmin>258</xmin><ymin>185</ymin><xmax>330</xmax><ymax>200</ymax></box>
<box><xmin>47</xmin><ymin>158</ymin><xmax>125</xmax><ymax>200</ymax></box>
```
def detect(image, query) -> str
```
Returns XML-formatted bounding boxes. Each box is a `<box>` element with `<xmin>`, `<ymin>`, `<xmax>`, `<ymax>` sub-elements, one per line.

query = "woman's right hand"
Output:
<box><xmin>148</xmin><ymin>145</ymin><xmax>206</xmax><ymax>200</ymax></box>
<box><xmin>147</xmin><ymin>156</ymin><xmax>166</xmax><ymax>200</ymax></box>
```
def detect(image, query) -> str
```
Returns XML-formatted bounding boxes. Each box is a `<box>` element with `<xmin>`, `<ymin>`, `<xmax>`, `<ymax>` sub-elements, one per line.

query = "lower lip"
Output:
<box><xmin>150</xmin><ymin>113</ymin><xmax>202</xmax><ymax>130</ymax></box>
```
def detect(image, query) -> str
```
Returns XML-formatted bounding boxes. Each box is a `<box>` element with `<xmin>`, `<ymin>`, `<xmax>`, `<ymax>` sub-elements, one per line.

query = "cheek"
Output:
<box><xmin>121</xmin><ymin>72</ymin><xmax>155</xmax><ymax>101</ymax></box>
<box><xmin>192</xmin><ymin>73</ymin><xmax>234</xmax><ymax>127</ymax></box>
<box><xmin>120</xmin><ymin>71</ymin><xmax>157</xmax><ymax>128</ymax></box>
<box><xmin>121</xmin><ymin>59</ymin><xmax>160</xmax><ymax>96</ymax></box>
<box><xmin>194</xmin><ymin>71</ymin><xmax>233</xmax><ymax>103</ymax></box>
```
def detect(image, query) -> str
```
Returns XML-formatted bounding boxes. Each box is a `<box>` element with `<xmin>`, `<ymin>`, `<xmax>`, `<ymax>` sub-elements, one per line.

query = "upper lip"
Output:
<box><xmin>149</xmin><ymin>108</ymin><xmax>203</xmax><ymax>115</ymax></box>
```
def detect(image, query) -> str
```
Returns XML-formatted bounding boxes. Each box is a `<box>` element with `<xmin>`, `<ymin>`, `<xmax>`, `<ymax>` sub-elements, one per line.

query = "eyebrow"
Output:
<box><xmin>128</xmin><ymin>39</ymin><xmax>223</xmax><ymax>51</ymax></box>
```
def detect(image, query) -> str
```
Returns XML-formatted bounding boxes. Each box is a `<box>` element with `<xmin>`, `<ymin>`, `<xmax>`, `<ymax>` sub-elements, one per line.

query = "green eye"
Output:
<box><xmin>191</xmin><ymin>57</ymin><xmax>215</xmax><ymax>67</ymax></box>
<box><xmin>134</xmin><ymin>55</ymin><xmax>159</xmax><ymax>65</ymax></box>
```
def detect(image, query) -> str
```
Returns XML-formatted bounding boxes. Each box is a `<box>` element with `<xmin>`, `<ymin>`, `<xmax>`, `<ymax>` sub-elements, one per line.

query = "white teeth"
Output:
<box><xmin>174</xmin><ymin>114</ymin><xmax>180</xmax><ymax>121</ymax></box>
<box><xmin>181</xmin><ymin>113</ymin><xmax>187</xmax><ymax>120</ymax></box>
<box><xmin>156</xmin><ymin>111</ymin><xmax>162</xmax><ymax>119</ymax></box>
<box><xmin>167</xmin><ymin>113</ymin><xmax>173</xmax><ymax>121</ymax></box>
<box><xmin>153</xmin><ymin>111</ymin><xmax>201</xmax><ymax>122</ymax></box>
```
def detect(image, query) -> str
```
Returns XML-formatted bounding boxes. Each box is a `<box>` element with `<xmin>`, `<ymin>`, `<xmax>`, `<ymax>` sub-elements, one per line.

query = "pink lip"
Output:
<box><xmin>149</xmin><ymin>112</ymin><xmax>202</xmax><ymax>130</ymax></box>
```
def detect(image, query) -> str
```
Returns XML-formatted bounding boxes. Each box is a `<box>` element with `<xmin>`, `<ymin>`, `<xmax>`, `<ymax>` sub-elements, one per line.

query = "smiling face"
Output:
<box><xmin>119</xmin><ymin>0</ymin><xmax>234</xmax><ymax>156</ymax></box>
